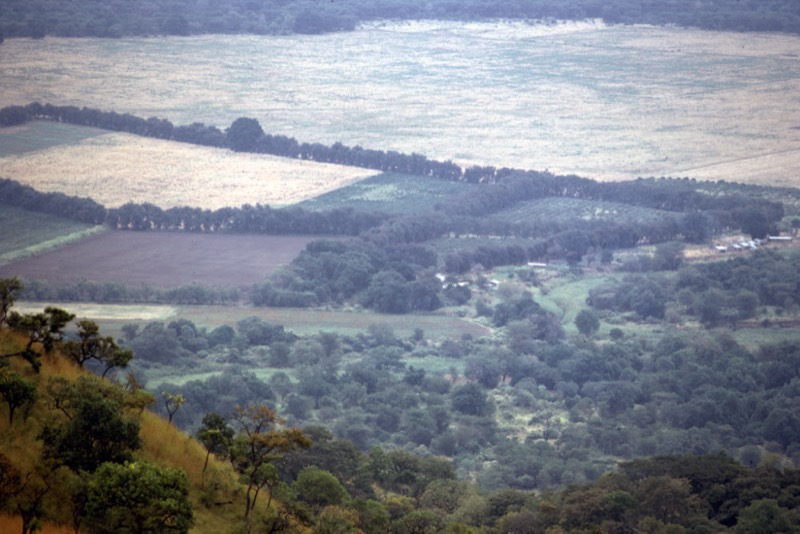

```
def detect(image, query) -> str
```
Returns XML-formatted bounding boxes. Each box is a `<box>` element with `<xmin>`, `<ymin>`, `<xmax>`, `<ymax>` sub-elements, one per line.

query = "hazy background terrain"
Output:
<box><xmin>2</xmin><ymin>21</ymin><xmax>800</xmax><ymax>184</ymax></box>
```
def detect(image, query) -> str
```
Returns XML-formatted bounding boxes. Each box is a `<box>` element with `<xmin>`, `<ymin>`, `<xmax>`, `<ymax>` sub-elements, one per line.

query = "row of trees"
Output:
<box><xmin>18</xmin><ymin>278</ymin><xmax>241</xmax><ymax>306</ymax></box>
<box><xmin>0</xmin><ymin>177</ymin><xmax>386</xmax><ymax>235</ymax></box>
<box><xmin>2</xmin><ymin>0</ymin><xmax>799</xmax><ymax>39</ymax></box>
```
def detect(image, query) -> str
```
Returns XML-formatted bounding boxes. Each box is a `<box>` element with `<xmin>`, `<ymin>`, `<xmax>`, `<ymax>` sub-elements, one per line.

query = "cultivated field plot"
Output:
<box><xmin>13</xmin><ymin>301</ymin><xmax>489</xmax><ymax>341</ymax></box>
<box><xmin>0</xmin><ymin>205</ymin><xmax>97</xmax><ymax>257</ymax></box>
<box><xmin>0</xmin><ymin>231</ymin><xmax>320</xmax><ymax>288</ymax></box>
<box><xmin>0</xmin><ymin>120</ymin><xmax>107</xmax><ymax>157</ymax></box>
<box><xmin>2</xmin><ymin>22</ymin><xmax>800</xmax><ymax>184</ymax></box>
<box><xmin>296</xmin><ymin>172</ymin><xmax>475</xmax><ymax>213</ymax></box>
<box><xmin>0</xmin><ymin>124</ymin><xmax>378</xmax><ymax>209</ymax></box>
<box><xmin>490</xmin><ymin>197</ymin><xmax>674</xmax><ymax>225</ymax></box>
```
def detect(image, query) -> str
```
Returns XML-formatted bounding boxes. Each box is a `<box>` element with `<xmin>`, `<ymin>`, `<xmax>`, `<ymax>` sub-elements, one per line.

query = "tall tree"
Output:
<box><xmin>3</xmin><ymin>307</ymin><xmax>75</xmax><ymax>372</ymax></box>
<box><xmin>231</xmin><ymin>404</ymin><xmax>311</xmax><ymax>532</ymax></box>
<box><xmin>39</xmin><ymin>391</ymin><xmax>141</xmax><ymax>473</ymax></box>
<box><xmin>84</xmin><ymin>461</ymin><xmax>194</xmax><ymax>534</ymax></box>
<box><xmin>0</xmin><ymin>369</ymin><xmax>37</xmax><ymax>424</ymax></box>
<box><xmin>62</xmin><ymin>319</ymin><xmax>133</xmax><ymax>377</ymax></box>
<box><xmin>227</xmin><ymin>117</ymin><xmax>264</xmax><ymax>152</ymax></box>
<box><xmin>574</xmin><ymin>309</ymin><xmax>600</xmax><ymax>337</ymax></box>
<box><xmin>0</xmin><ymin>276</ymin><xmax>22</xmax><ymax>326</ymax></box>
<box><xmin>196</xmin><ymin>412</ymin><xmax>234</xmax><ymax>478</ymax></box>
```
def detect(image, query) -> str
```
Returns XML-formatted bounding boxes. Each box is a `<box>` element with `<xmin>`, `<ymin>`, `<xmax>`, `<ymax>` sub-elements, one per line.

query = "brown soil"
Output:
<box><xmin>0</xmin><ymin>231</ymin><xmax>325</xmax><ymax>289</ymax></box>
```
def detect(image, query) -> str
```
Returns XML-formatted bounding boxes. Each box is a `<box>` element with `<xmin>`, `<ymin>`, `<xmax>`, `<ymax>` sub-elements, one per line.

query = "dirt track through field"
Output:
<box><xmin>0</xmin><ymin>231</ymin><xmax>324</xmax><ymax>288</ymax></box>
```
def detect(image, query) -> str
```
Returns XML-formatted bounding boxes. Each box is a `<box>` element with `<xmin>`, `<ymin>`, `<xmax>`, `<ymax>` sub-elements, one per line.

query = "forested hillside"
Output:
<box><xmin>1</xmin><ymin>0</ymin><xmax>799</xmax><ymax>39</ymax></box>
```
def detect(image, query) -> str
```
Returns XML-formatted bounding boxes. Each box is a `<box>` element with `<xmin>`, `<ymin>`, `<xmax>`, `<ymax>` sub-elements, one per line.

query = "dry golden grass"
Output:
<box><xmin>2</xmin><ymin>23</ymin><xmax>799</xmax><ymax>186</ymax></box>
<box><xmin>0</xmin><ymin>132</ymin><xmax>378</xmax><ymax>209</ymax></box>
<box><xmin>13</xmin><ymin>300</ymin><xmax>177</xmax><ymax>321</ymax></box>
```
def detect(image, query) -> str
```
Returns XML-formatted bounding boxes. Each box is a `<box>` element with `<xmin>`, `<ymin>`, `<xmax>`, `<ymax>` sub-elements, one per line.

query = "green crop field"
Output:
<box><xmin>0</xmin><ymin>121</ymin><xmax>108</xmax><ymax>157</ymax></box>
<box><xmin>490</xmin><ymin>197</ymin><xmax>674</xmax><ymax>226</ymax></box>
<box><xmin>0</xmin><ymin>204</ymin><xmax>100</xmax><ymax>261</ymax></box>
<box><xmin>295</xmin><ymin>172</ymin><xmax>474</xmax><ymax>213</ymax></box>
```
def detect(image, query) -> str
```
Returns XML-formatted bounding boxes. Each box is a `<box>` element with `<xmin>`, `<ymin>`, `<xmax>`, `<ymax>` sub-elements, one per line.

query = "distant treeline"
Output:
<box><xmin>1</xmin><ymin>0</ymin><xmax>798</xmax><ymax>39</ymax></box>
<box><xmin>19</xmin><ymin>279</ymin><xmax>241</xmax><ymax>305</ymax></box>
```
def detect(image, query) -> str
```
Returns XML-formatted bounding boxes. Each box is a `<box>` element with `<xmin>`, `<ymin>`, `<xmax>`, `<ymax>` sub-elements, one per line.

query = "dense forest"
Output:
<box><xmin>1</xmin><ymin>0</ymin><xmax>800</xmax><ymax>39</ymax></box>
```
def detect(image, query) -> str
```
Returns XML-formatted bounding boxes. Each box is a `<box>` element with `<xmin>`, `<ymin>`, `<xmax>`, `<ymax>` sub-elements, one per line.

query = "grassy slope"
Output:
<box><xmin>0</xmin><ymin>329</ymin><xmax>299</xmax><ymax>534</ymax></box>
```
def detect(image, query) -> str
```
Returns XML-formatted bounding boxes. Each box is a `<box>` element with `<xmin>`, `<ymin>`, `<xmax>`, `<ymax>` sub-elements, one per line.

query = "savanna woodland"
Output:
<box><xmin>2</xmin><ymin>1</ymin><xmax>800</xmax><ymax>533</ymax></box>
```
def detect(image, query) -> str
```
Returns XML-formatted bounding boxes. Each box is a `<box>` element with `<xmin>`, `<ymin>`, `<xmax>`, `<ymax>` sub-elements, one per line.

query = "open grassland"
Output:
<box><xmin>490</xmin><ymin>196</ymin><xmax>674</xmax><ymax>225</ymax></box>
<box><xmin>1</xmin><ymin>22</ymin><xmax>799</xmax><ymax>184</ymax></box>
<box><xmin>0</xmin><ymin>204</ymin><xmax>100</xmax><ymax>260</ymax></box>
<box><xmin>0</xmin><ymin>231</ymin><xmax>319</xmax><ymax>288</ymax></box>
<box><xmin>296</xmin><ymin>172</ymin><xmax>476</xmax><ymax>213</ymax></box>
<box><xmin>0</xmin><ymin>126</ymin><xmax>378</xmax><ymax>209</ymax></box>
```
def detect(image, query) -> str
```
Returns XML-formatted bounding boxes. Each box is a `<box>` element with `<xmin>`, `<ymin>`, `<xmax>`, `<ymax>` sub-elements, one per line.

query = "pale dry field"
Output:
<box><xmin>2</xmin><ymin>21</ymin><xmax>800</xmax><ymax>185</ymax></box>
<box><xmin>14</xmin><ymin>301</ymin><xmax>177</xmax><ymax>321</ymax></box>
<box><xmin>0</xmin><ymin>131</ymin><xmax>377</xmax><ymax>208</ymax></box>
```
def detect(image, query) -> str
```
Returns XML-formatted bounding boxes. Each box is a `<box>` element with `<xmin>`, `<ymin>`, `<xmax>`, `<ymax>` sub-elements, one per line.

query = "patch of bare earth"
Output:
<box><xmin>0</xmin><ymin>232</ymin><xmax>323</xmax><ymax>288</ymax></box>
<box><xmin>0</xmin><ymin>132</ymin><xmax>377</xmax><ymax>209</ymax></box>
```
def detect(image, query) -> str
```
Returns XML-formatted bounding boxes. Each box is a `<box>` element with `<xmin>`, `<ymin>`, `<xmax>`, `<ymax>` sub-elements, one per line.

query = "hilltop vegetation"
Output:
<box><xmin>1</xmin><ymin>0</ymin><xmax>800</xmax><ymax>39</ymax></box>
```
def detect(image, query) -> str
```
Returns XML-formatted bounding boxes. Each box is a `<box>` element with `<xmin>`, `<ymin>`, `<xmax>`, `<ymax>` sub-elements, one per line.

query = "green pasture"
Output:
<box><xmin>296</xmin><ymin>172</ymin><xmax>474</xmax><ymax>213</ymax></box>
<box><xmin>490</xmin><ymin>197</ymin><xmax>673</xmax><ymax>225</ymax></box>
<box><xmin>404</xmin><ymin>354</ymin><xmax>465</xmax><ymax>377</ymax></box>
<box><xmin>0</xmin><ymin>204</ymin><xmax>102</xmax><ymax>261</ymax></box>
<box><xmin>0</xmin><ymin>121</ymin><xmax>108</xmax><ymax>156</ymax></box>
<box><xmin>732</xmin><ymin>324</ymin><xmax>800</xmax><ymax>351</ymax></box>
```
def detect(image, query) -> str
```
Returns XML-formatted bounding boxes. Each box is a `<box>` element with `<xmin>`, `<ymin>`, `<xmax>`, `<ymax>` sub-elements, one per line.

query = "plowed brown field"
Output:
<box><xmin>0</xmin><ymin>231</ymin><xmax>322</xmax><ymax>288</ymax></box>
